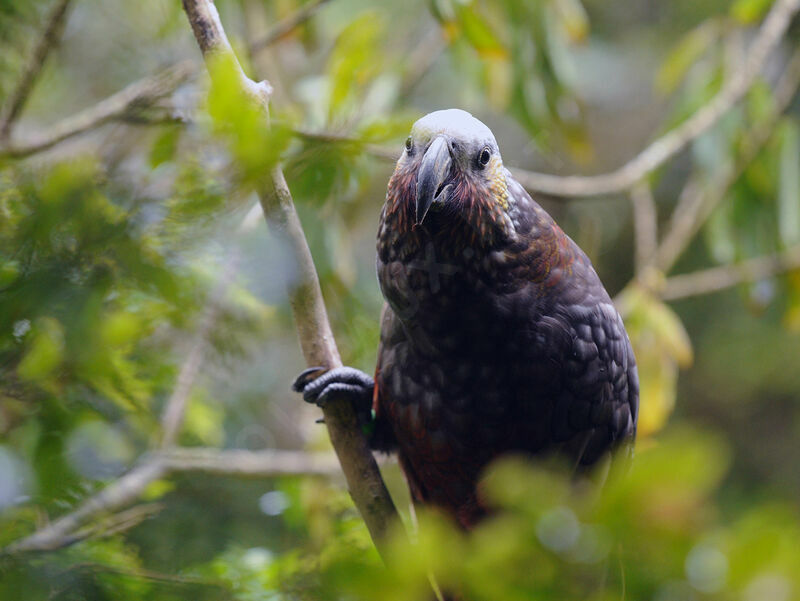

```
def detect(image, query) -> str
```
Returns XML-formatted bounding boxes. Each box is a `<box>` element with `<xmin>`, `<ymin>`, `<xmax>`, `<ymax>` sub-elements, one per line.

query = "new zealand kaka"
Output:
<box><xmin>294</xmin><ymin>109</ymin><xmax>639</xmax><ymax>529</ymax></box>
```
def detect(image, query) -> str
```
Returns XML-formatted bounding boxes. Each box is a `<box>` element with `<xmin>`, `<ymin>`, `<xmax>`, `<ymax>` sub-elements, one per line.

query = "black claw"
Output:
<box><xmin>291</xmin><ymin>366</ymin><xmax>328</xmax><ymax>392</ymax></box>
<box><xmin>292</xmin><ymin>366</ymin><xmax>374</xmax><ymax>409</ymax></box>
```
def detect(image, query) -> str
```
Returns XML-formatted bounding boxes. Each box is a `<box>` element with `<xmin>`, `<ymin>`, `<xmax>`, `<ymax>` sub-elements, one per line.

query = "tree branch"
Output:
<box><xmin>0</xmin><ymin>0</ymin><xmax>74</xmax><ymax>139</ymax></box>
<box><xmin>660</xmin><ymin>244</ymin><xmax>800</xmax><ymax>300</ymax></box>
<box><xmin>181</xmin><ymin>0</ymin><xmax>399</xmax><ymax>558</ymax></box>
<box><xmin>4</xmin><ymin>459</ymin><xmax>168</xmax><ymax>553</ymax></box>
<box><xmin>249</xmin><ymin>0</ymin><xmax>332</xmax><ymax>53</ymax></box>
<box><xmin>653</xmin><ymin>46</ymin><xmax>800</xmax><ymax>274</ymax></box>
<box><xmin>510</xmin><ymin>0</ymin><xmax>800</xmax><ymax>198</ymax></box>
<box><xmin>2</xmin><ymin>449</ymin><xmax>342</xmax><ymax>554</ymax></box>
<box><xmin>0</xmin><ymin>61</ymin><xmax>194</xmax><ymax>160</ymax></box>
<box><xmin>160</xmin><ymin>447</ymin><xmax>342</xmax><ymax>477</ymax></box>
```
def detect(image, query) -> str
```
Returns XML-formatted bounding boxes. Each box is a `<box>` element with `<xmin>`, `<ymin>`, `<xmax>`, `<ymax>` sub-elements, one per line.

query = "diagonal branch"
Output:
<box><xmin>2</xmin><ymin>448</ymin><xmax>342</xmax><ymax>554</ymax></box>
<box><xmin>0</xmin><ymin>61</ymin><xmax>194</xmax><ymax>160</ymax></box>
<box><xmin>653</xmin><ymin>45</ymin><xmax>800</xmax><ymax>274</ymax></box>
<box><xmin>248</xmin><ymin>0</ymin><xmax>333</xmax><ymax>53</ymax></box>
<box><xmin>159</xmin><ymin>250</ymin><xmax>240</xmax><ymax>448</ymax></box>
<box><xmin>4</xmin><ymin>459</ymin><xmax>169</xmax><ymax>553</ymax></box>
<box><xmin>181</xmin><ymin>0</ymin><xmax>399</xmax><ymax>559</ymax></box>
<box><xmin>510</xmin><ymin>0</ymin><xmax>800</xmax><ymax>198</ymax></box>
<box><xmin>660</xmin><ymin>244</ymin><xmax>800</xmax><ymax>300</ymax></box>
<box><xmin>0</xmin><ymin>0</ymin><xmax>74</xmax><ymax>139</ymax></box>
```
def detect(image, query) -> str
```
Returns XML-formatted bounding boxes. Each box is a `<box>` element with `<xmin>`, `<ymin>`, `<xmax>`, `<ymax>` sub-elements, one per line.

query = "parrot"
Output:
<box><xmin>293</xmin><ymin>109</ymin><xmax>639</xmax><ymax>530</ymax></box>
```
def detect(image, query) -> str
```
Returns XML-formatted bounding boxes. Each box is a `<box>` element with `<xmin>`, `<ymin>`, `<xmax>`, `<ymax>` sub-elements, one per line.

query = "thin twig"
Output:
<box><xmin>181</xmin><ymin>0</ymin><xmax>399</xmax><ymax>560</ymax></box>
<box><xmin>0</xmin><ymin>0</ymin><xmax>74</xmax><ymax>139</ymax></box>
<box><xmin>510</xmin><ymin>0</ymin><xmax>800</xmax><ymax>198</ymax></box>
<box><xmin>4</xmin><ymin>459</ymin><xmax>168</xmax><ymax>553</ymax></box>
<box><xmin>249</xmin><ymin>0</ymin><xmax>332</xmax><ymax>53</ymax></box>
<box><xmin>2</xmin><ymin>448</ymin><xmax>342</xmax><ymax>554</ymax></box>
<box><xmin>660</xmin><ymin>244</ymin><xmax>800</xmax><ymax>300</ymax></box>
<box><xmin>630</xmin><ymin>181</ymin><xmax>658</xmax><ymax>272</ymax></box>
<box><xmin>0</xmin><ymin>61</ymin><xmax>195</xmax><ymax>160</ymax></box>
<box><xmin>160</xmin><ymin>447</ymin><xmax>342</xmax><ymax>477</ymax></box>
<box><xmin>159</xmin><ymin>250</ymin><xmax>240</xmax><ymax>448</ymax></box>
<box><xmin>292</xmin><ymin>127</ymin><xmax>400</xmax><ymax>160</ymax></box>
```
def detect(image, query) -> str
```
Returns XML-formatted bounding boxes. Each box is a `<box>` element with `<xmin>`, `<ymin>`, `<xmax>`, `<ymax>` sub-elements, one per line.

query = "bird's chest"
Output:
<box><xmin>376</xmin><ymin>260</ymin><xmax>535</xmax><ymax>457</ymax></box>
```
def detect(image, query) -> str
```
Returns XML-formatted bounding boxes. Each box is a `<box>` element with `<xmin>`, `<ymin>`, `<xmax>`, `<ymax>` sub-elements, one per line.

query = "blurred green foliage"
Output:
<box><xmin>1</xmin><ymin>0</ymin><xmax>800</xmax><ymax>600</ymax></box>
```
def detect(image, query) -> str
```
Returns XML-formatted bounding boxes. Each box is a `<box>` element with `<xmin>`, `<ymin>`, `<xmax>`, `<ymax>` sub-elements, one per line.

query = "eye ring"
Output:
<box><xmin>478</xmin><ymin>146</ymin><xmax>491</xmax><ymax>167</ymax></box>
<box><xmin>405</xmin><ymin>136</ymin><xmax>413</xmax><ymax>152</ymax></box>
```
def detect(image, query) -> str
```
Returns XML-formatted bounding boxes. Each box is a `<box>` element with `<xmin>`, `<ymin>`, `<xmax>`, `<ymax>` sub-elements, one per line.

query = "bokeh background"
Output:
<box><xmin>2</xmin><ymin>0</ymin><xmax>800</xmax><ymax>599</ymax></box>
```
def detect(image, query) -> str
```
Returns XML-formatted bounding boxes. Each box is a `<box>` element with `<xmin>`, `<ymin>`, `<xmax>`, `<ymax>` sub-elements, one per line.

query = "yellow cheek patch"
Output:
<box><xmin>488</xmin><ymin>156</ymin><xmax>509</xmax><ymax>210</ymax></box>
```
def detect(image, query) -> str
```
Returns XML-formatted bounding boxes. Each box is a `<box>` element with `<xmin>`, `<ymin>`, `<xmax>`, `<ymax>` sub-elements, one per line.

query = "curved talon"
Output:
<box><xmin>291</xmin><ymin>366</ymin><xmax>328</xmax><ymax>392</ymax></box>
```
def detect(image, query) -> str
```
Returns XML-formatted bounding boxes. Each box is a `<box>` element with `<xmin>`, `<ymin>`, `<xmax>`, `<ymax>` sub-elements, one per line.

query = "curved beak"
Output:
<box><xmin>415</xmin><ymin>135</ymin><xmax>452</xmax><ymax>225</ymax></box>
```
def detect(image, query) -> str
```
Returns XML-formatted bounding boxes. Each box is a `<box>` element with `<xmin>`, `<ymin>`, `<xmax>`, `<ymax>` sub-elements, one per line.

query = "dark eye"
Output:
<box><xmin>478</xmin><ymin>147</ymin><xmax>491</xmax><ymax>167</ymax></box>
<box><xmin>405</xmin><ymin>136</ymin><xmax>413</xmax><ymax>152</ymax></box>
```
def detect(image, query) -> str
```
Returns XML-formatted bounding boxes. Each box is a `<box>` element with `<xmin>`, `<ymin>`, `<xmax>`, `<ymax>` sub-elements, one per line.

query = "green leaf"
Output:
<box><xmin>327</xmin><ymin>12</ymin><xmax>385</xmax><ymax>120</ymax></box>
<box><xmin>148</xmin><ymin>125</ymin><xmax>181</xmax><ymax>168</ymax></box>
<box><xmin>778</xmin><ymin>118</ymin><xmax>800</xmax><ymax>246</ymax></box>
<box><xmin>551</xmin><ymin>0</ymin><xmax>589</xmax><ymax>43</ymax></box>
<box><xmin>656</xmin><ymin>20</ymin><xmax>720</xmax><ymax>94</ymax></box>
<box><xmin>454</xmin><ymin>4</ymin><xmax>508</xmax><ymax>60</ymax></box>
<box><xmin>731</xmin><ymin>0</ymin><xmax>773</xmax><ymax>24</ymax></box>
<box><xmin>17</xmin><ymin>317</ymin><xmax>65</xmax><ymax>382</ymax></box>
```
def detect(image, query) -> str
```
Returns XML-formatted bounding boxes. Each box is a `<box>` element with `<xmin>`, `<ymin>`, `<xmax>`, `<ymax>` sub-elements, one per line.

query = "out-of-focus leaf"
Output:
<box><xmin>778</xmin><ymin>118</ymin><xmax>800</xmax><ymax>246</ymax></box>
<box><xmin>618</xmin><ymin>286</ymin><xmax>693</xmax><ymax>436</ymax></box>
<box><xmin>327</xmin><ymin>12</ymin><xmax>385</xmax><ymax>120</ymax></box>
<box><xmin>730</xmin><ymin>0</ymin><xmax>773</xmax><ymax>24</ymax></box>
<box><xmin>100</xmin><ymin>310</ymin><xmax>142</xmax><ymax>348</ymax></box>
<box><xmin>746</xmin><ymin>79</ymin><xmax>775</xmax><ymax>127</ymax></box>
<box><xmin>206</xmin><ymin>55</ymin><xmax>292</xmax><ymax>184</ymax></box>
<box><xmin>17</xmin><ymin>317</ymin><xmax>65</xmax><ymax>382</ymax></box>
<box><xmin>656</xmin><ymin>20</ymin><xmax>721</xmax><ymax>94</ymax></box>
<box><xmin>551</xmin><ymin>0</ymin><xmax>589</xmax><ymax>43</ymax></box>
<box><xmin>705</xmin><ymin>198</ymin><xmax>737</xmax><ymax>264</ymax></box>
<box><xmin>785</xmin><ymin>269</ymin><xmax>800</xmax><ymax>331</ymax></box>
<box><xmin>454</xmin><ymin>4</ymin><xmax>508</xmax><ymax>60</ymax></box>
<box><xmin>148</xmin><ymin>125</ymin><xmax>181</xmax><ymax>168</ymax></box>
<box><xmin>183</xmin><ymin>392</ymin><xmax>225</xmax><ymax>446</ymax></box>
<box><xmin>0</xmin><ymin>258</ymin><xmax>19</xmax><ymax>288</ymax></box>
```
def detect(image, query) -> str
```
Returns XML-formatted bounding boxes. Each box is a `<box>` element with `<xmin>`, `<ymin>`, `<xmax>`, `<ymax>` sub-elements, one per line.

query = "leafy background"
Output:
<box><xmin>2</xmin><ymin>0</ymin><xmax>800</xmax><ymax>599</ymax></box>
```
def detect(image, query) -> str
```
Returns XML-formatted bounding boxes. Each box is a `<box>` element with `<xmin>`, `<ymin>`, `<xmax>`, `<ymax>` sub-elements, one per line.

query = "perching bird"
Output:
<box><xmin>294</xmin><ymin>109</ymin><xmax>638</xmax><ymax>529</ymax></box>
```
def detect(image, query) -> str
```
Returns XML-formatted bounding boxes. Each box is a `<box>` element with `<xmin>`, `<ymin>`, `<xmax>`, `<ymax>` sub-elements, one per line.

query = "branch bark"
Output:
<box><xmin>160</xmin><ymin>447</ymin><xmax>342</xmax><ymax>477</ymax></box>
<box><xmin>510</xmin><ymin>0</ymin><xmax>800</xmax><ymax>198</ymax></box>
<box><xmin>0</xmin><ymin>0</ymin><xmax>74</xmax><ymax>139</ymax></box>
<box><xmin>181</xmin><ymin>0</ymin><xmax>398</xmax><ymax>558</ymax></box>
<box><xmin>0</xmin><ymin>62</ymin><xmax>194</xmax><ymax>160</ymax></box>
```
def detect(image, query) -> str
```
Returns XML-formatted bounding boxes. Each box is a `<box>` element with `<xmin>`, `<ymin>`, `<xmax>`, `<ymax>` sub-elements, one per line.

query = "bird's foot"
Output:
<box><xmin>292</xmin><ymin>366</ymin><xmax>374</xmax><ymax>410</ymax></box>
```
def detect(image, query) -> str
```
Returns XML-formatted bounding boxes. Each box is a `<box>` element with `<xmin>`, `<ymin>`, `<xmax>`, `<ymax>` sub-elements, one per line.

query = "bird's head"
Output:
<box><xmin>385</xmin><ymin>109</ymin><xmax>512</xmax><ymax>244</ymax></box>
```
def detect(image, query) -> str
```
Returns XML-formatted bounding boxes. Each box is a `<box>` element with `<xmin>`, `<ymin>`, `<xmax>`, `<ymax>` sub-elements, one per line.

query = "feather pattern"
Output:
<box><xmin>373</xmin><ymin>110</ymin><xmax>638</xmax><ymax>529</ymax></box>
